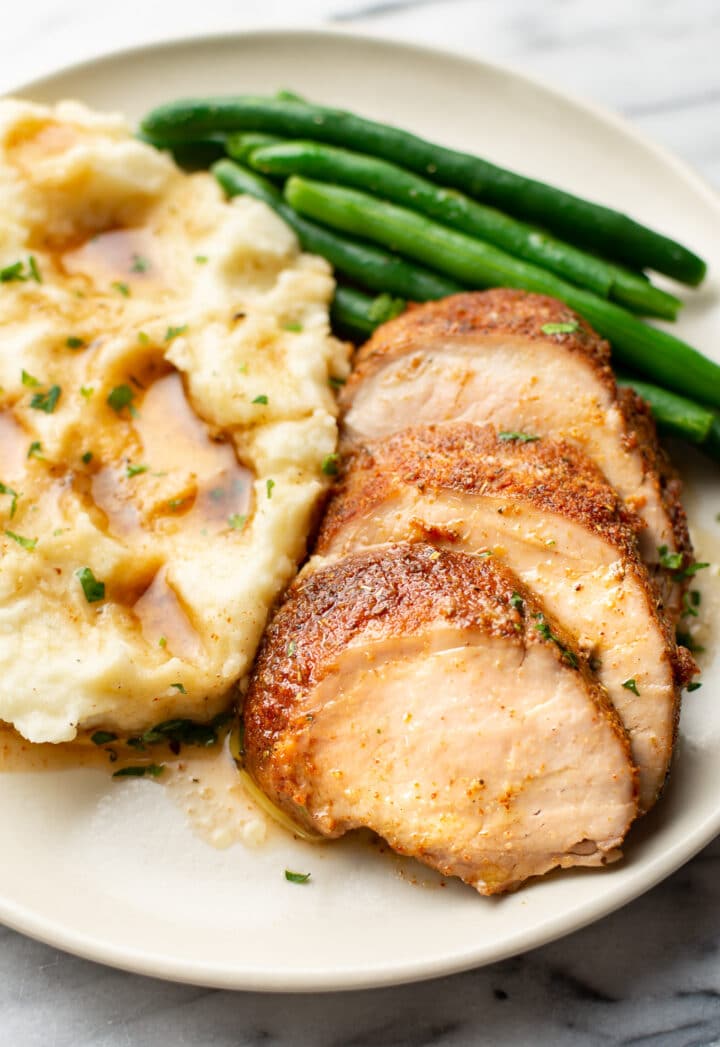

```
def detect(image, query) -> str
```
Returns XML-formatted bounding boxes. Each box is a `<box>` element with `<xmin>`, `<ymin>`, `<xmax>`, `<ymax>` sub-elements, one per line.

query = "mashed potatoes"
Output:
<box><xmin>0</xmin><ymin>99</ymin><xmax>349</xmax><ymax>743</ymax></box>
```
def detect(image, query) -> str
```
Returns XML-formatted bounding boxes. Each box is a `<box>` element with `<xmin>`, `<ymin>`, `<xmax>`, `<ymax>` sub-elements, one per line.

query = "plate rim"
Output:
<box><xmin>1</xmin><ymin>25</ymin><xmax>719</xmax><ymax>993</ymax></box>
<box><xmin>7</xmin><ymin>24</ymin><xmax>719</xmax><ymax>215</ymax></box>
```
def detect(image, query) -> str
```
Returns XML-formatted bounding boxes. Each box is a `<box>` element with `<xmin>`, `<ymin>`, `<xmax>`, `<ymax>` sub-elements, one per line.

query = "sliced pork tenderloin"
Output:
<box><xmin>340</xmin><ymin>289</ymin><xmax>691</xmax><ymax>615</ymax></box>
<box><xmin>244</xmin><ymin>543</ymin><xmax>638</xmax><ymax>895</ymax></box>
<box><xmin>316</xmin><ymin>423</ymin><xmax>696</xmax><ymax>811</ymax></box>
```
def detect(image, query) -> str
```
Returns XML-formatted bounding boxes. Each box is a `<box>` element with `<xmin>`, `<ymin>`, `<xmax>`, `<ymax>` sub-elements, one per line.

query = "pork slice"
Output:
<box><xmin>244</xmin><ymin>543</ymin><xmax>638</xmax><ymax>895</ymax></box>
<box><xmin>316</xmin><ymin>424</ymin><xmax>694</xmax><ymax>811</ymax></box>
<box><xmin>340</xmin><ymin>289</ymin><xmax>691</xmax><ymax>614</ymax></box>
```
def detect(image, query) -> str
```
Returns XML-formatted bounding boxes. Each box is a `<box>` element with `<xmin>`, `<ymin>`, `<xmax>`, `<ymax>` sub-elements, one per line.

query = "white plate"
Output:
<box><xmin>2</xmin><ymin>29</ymin><xmax>719</xmax><ymax>993</ymax></box>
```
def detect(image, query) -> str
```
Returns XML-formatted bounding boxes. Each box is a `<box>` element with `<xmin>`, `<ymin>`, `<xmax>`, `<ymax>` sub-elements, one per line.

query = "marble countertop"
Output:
<box><xmin>2</xmin><ymin>2</ymin><xmax>720</xmax><ymax>1044</ymax></box>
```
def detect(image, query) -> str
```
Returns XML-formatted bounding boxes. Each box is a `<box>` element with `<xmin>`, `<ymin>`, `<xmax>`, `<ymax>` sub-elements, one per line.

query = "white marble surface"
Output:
<box><xmin>2</xmin><ymin>1</ymin><xmax>720</xmax><ymax>1043</ymax></box>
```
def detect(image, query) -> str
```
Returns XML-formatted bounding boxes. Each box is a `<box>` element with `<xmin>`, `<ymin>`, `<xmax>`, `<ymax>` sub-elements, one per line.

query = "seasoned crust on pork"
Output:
<box><xmin>343</xmin><ymin>287</ymin><xmax>613</xmax><ymax>384</ymax></box>
<box><xmin>320</xmin><ymin>422</ymin><xmax>643</xmax><ymax>563</ymax></box>
<box><xmin>244</xmin><ymin>543</ymin><xmax>638</xmax><ymax>895</ymax></box>
<box><xmin>340</xmin><ymin>289</ymin><xmax>691</xmax><ymax>608</ymax></box>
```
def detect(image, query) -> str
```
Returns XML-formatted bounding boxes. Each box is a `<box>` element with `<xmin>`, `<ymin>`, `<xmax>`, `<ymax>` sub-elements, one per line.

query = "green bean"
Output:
<box><xmin>211</xmin><ymin>160</ymin><xmax>461</xmax><ymax>301</ymax></box>
<box><xmin>250</xmin><ymin>140</ymin><xmax>680</xmax><ymax>319</ymax></box>
<box><xmin>285</xmin><ymin>176</ymin><xmax>720</xmax><ymax>407</ymax></box>
<box><xmin>331</xmin><ymin>287</ymin><xmax>405</xmax><ymax>340</ymax></box>
<box><xmin>226</xmin><ymin>133</ymin><xmax>284</xmax><ymax>164</ymax></box>
<box><xmin>616</xmin><ymin>374</ymin><xmax>713</xmax><ymax>442</ymax></box>
<box><xmin>141</xmin><ymin>96</ymin><xmax>706</xmax><ymax>284</ymax></box>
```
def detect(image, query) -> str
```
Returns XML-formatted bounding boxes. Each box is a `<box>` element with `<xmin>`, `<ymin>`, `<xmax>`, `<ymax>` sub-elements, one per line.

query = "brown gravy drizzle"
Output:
<box><xmin>133</xmin><ymin>566</ymin><xmax>203</xmax><ymax>660</ymax></box>
<box><xmin>61</xmin><ymin>228</ymin><xmax>162</xmax><ymax>288</ymax></box>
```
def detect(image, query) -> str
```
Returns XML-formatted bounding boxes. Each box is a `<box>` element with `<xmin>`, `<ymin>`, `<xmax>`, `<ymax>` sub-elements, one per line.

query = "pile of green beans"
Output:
<box><xmin>249</xmin><ymin>140</ymin><xmax>680</xmax><ymax>320</ymax></box>
<box><xmin>140</xmin><ymin>94</ymin><xmax>719</xmax><ymax>460</ymax></box>
<box><xmin>141</xmin><ymin>95</ymin><xmax>707</xmax><ymax>283</ymax></box>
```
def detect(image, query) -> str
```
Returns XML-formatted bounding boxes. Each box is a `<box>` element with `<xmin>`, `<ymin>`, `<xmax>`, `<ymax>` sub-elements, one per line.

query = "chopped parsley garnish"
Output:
<box><xmin>111</xmin><ymin>281</ymin><xmax>130</xmax><ymax>297</ymax></box>
<box><xmin>0</xmin><ymin>483</ymin><xmax>19</xmax><ymax>518</ymax></box>
<box><xmin>81</xmin><ymin>451</ymin><xmax>93</xmax><ymax>464</ymax></box>
<box><xmin>91</xmin><ymin>730</ymin><xmax>118</xmax><ymax>745</ymax></box>
<box><xmin>682</xmin><ymin>590</ymin><xmax>701</xmax><ymax>618</ymax></box>
<box><xmin>533</xmin><ymin>613</ymin><xmax>579</xmax><ymax>668</ymax></box>
<box><xmin>1</xmin><ymin>256</ymin><xmax>41</xmax><ymax>283</ymax></box>
<box><xmin>158</xmin><ymin>636</ymin><xmax>167</xmax><ymax>648</ymax></box>
<box><xmin>113</xmin><ymin>764</ymin><xmax>164</xmax><ymax>779</ymax></box>
<box><xmin>368</xmin><ymin>292</ymin><xmax>405</xmax><ymax>324</ymax></box>
<box><xmin>4</xmin><ymin>530</ymin><xmax>36</xmax><ymax>551</ymax></box>
<box><xmin>65</xmin><ymin>336</ymin><xmax>86</xmax><ymax>349</ymax></box>
<box><xmin>171</xmin><ymin>682</ymin><xmax>187</xmax><ymax>694</ymax></box>
<box><xmin>252</xmin><ymin>394</ymin><xmax>268</xmax><ymax>405</ymax></box>
<box><xmin>283</xmin><ymin>322</ymin><xmax>303</xmax><ymax>333</ymax></box>
<box><xmin>328</xmin><ymin>375</ymin><xmax>347</xmax><ymax>388</ymax></box>
<box><xmin>107</xmin><ymin>384</ymin><xmax>135</xmax><ymax>412</ymax></box>
<box><xmin>622</xmin><ymin>678</ymin><xmax>640</xmax><ymax>696</ymax></box>
<box><xmin>498</xmin><ymin>431</ymin><xmax>539</xmax><ymax>444</ymax></box>
<box><xmin>27</xmin><ymin>441</ymin><xmax>44</xmax><ymax>460</ymax></box>
<box><xmin>30</xmin><ymin>385</ymin><xmax>61</xmax><ymax>413</ymax></box>
<box><xmin>287</xmin><ymin>641</ymin><xmax>297</xmax><ymax>657</ymax></box>
<box><xmin>541</xmin><ymin>321</ymin><xmax>578</xmax><ymax>335</ymax></box>
<box><xmin>266</xmin><ymin>478</ymin><xmax>275</xmax><ymax>499</ymax></box>
<box><xmin>0</xmin><ymin>261</ymin><xmax>25</xmax><ymax>282</ymax></box>
<box><xmin>28</xmin><ymin>256</ymin><xmax>42</xmax><ymax>283</ymax></box>
<box><xmin>284</xmin><ymin>870</ymin><xmax>311</xmax><ymax>884</ymax></box>
<box><xmin>321</xmin><ymin>453</ymin><xmax>339</xmax><ymax>476</ymax></box>
<box><xmin>127</xmin><ymin>713</ymin><xmax>231</xmax><ymax>751</ymax></box>
<box><xmin>164</xmin><ymin>325</ymin><xmax>188</xmax><ymax>341</ymax></box>
<box><xmin>194</xmin><ymin>255</ymin><xmax>208</xmax><ymax>264</ymax></box>
<box><xmin>130</xmin><ymin>254</ymin><xmax>150</xmax><ymax>273</ymax></box>
<box><xmin>510</xmin><ymin>592</ymin><xmax>524</xmax><ymax>612</ymax></box>
<box><xmin>76</xmin><ymin>566</ymin><xmax>105</xmax><ymax>603</ymax></box>
<box><xmin>658</xmin><ymin>545</ymin><xmax>709</xmax><ymax>579</ymax></box>
<box><xmin>228</xmin><ymin>513</ymin><xmax>247</xmax><ymax>531</ymax></box>
<box><xmin>137</xmin><ymin>331</ymin><xmax>150</xmax><ymax>346</ymax></box>
<box><xmin>126</xmin><ymin>463</ymin><xmax>149</xmax><ymax>478</ymax></box>
<box><xmin>21</xmin><ymin>370</ymin><xmax>40</xmax><ymax>388</ymax></box>
<box><xmin>657</xmin><ymin>545</ymin><xmax>683</xmax><ymax>571</ymax></box>
<box><xmin>687</xmin><ymin>681</ymin><xmax>702</xmax><ymax>692</ymax></box>
<box><xmin>80</xmin><ymin>386</ymin><xmax>94</xmax><ymax>400</ymax></box>
<box><xmin>680</xmin><ymin>561</ymin><xmax>710</xmax><ymax>579</ymax></box>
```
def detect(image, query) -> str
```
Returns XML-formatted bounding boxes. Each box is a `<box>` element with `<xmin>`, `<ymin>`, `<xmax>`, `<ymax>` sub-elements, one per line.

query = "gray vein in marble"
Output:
<box><xmin>329</xmin><ymin>0</ymin><xmax>445</xmax><ymax>22</ymax></box>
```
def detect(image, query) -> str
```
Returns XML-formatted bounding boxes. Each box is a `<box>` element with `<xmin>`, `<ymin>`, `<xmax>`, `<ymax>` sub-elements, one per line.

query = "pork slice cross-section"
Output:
<box><xmin>244</xmin><ymin>543</ymin><xmax>638</xmax><ymax>895</ymax></box>
<box><xmin>340</xmin><ymin>289</ymin><xmax>691</xmax><ymax>614</ymax></box>
<box><xmin>316</xmin><ymin>424</ymin><xmax>695</xmax><ymax>811</ymax></box>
